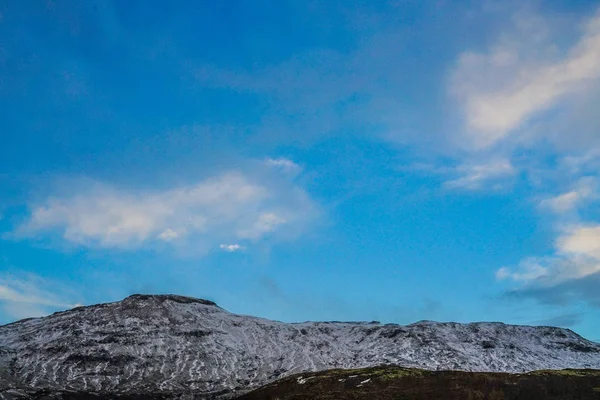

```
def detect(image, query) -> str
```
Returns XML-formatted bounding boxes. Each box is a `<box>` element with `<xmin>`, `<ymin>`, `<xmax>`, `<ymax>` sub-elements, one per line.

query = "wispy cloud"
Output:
<box><xmin>500</xmin><ymin>225</ymin><xmax>600</xmax><ymax>284</ymax></box>
<box><xmin>498</xmin><ymin>167</ymin><xmax>600</xmax><ymax>307</ymax></box>
<box><xmin>448</xmin><ymin>7</ymin><xmax>600</xmax><ymax>309</ymax></box>
<box><xmin>398</xmin><ymin>5</ymin><xmax>600</xmax><ymax>196</ymax></box>
<box><xmin>265</xmin><ymin>158</ymin><xmax>302</xmax><ymax>175</ymax></box>
<box><xmin>444</xmin><ymin>159</ymin><xmax>516</xmax><ymax>190</ymax></box>
<box><xmin>498</xmin><ymin>224</ymin><xmax>600</xmax><ymax>306</ymax></box>
<box><xmin>400</xmin><ymin>157</ymin><xmax>517</xmax><ymax>191</ymax></box>
<box><xmin>0</xmin><ymin>274</ymin><xmax>80</xmax><ymax>320</ymax></box>
<box><xmin>561</xmin><ymin>149</ymin><xmax>600</xmax><ymax>175</ymax></box>
<box><xmin>538</xmin><ymin>177</ymin><xmax>597</xmax><ymax>213</ymax></box>
<box><xmin>451</xmin><ymin>9</ymin><xmax>600</xmax><ymax>150</ymax></box>
<box><xmin>12</xmin><ymin>171</ymin><xmax>319</xmax><ymax>253</ymax></box>
<box><xmin>540</xmin><ymin>191</ymin><xmax>585</xmax><ymax>214</ymax></box>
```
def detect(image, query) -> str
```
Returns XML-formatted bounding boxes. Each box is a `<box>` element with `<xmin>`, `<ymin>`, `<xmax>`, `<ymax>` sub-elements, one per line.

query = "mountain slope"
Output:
<box><xmin>0</xmin><ymin>294</ymin><xmax>599</xmax><ymax>397</ymax></box>
<box><xmin>238</xmin><ymin>366</ymin><xmax>600</xmax><ymax>400</ymax></box>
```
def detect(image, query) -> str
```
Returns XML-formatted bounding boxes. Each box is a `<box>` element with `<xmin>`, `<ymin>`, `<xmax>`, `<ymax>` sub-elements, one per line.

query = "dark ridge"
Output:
<box><xmin>124</xmin><ymin>294</ymin><xmax>218</xmax><ymax>306</ymax></box>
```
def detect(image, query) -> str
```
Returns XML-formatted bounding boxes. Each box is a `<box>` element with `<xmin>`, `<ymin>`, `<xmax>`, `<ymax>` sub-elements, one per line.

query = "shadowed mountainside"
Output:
<box><xmin>238</xmin><ymin>366</ymin><xmax>600</xmax><ymax>400</ymax></box>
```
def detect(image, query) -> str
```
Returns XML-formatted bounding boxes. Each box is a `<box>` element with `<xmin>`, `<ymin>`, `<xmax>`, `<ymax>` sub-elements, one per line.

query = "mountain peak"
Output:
<box><xmin>123</xmin><ymin>293</ymin><xmax>218</xmax><ymax>306</ymax></box>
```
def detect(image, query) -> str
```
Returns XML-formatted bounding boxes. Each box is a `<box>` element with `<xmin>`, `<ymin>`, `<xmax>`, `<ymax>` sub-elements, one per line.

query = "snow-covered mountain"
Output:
<box><xmin>0</xmin><ymin>294</ymin><xmax>599</xmax><ymax>397</ymax></box>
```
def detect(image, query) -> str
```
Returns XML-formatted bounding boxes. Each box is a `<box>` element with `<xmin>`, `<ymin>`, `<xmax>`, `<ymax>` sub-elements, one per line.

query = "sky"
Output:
<box><xmin>1</xmin><ymin>0</ymin><xmax>600</xmax><ymax>341</ymax></box>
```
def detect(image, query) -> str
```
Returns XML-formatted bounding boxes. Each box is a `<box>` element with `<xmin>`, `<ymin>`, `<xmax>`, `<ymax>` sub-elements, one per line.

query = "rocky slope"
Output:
<box><xmin>0</xmin><ymin>294</ymin><xmax>599</xmax><ymax>398</ymax></box>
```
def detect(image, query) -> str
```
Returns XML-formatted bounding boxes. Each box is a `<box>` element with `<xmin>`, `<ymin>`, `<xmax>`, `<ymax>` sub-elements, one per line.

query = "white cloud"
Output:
<box><xmin>237</xmin><ymin>212</ymin><xmax>287</xmax><ymax>239</ymax></box>
<box><xmin>14</xmin><ymin>171</ymin><xmax>318</xmax><ymax>252</ymax></box>
<box><xmin>496</xmin><ymin>261</ymin><xmax>549</xmax><ymax>282</ymax></box>
<box><xmin>0</xmin><ymin>274</ymin><xmax>79</xmax><ymax>320</ymax></box>
<box><xmin>444</xmin><ymin>159</ymin><xmax>516</xmax><ymax>190</ymax></box>
<box><xmin>540</xmin><ymin>191</ymin><xmax>584</xmax><ymax>213</ymax></box>
<box><xmin>498</xmin><ymin>224</ymin><xmax>600</xmax><ymax>286</ymax></box>
<box><xmin>265</xmin><ymin>158</ymin><xmax>302</xmax><ymax>174</ymax></box>
<box><xmin>157</xmin><ymin>228</ymin><xmax>180</xmax><ymax>242</ymax></box>
<box><xmin>220</xmin><ymin>244</ymin><xmax>244</xmax><ymax>252</ymax></box>
<box><xmin>451</xmin><ymin>9</ymin><xmax>600</xmax><ymax>149</ymax></box>
<box><xmin>557</xmin><ymin>225</ymin><xmax>600</xmax><ymax>260</ymax></box>
<box><xmin>538</xmin><ymin>177</ymin><xmax>597</xmax><ymax>213</ymax></box>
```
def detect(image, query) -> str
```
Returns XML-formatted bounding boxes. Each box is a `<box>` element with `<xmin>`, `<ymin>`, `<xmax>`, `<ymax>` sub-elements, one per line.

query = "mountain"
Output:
<box><xmin>0</xmin><ymin>294</ymin><xmax>599</xmax><ymax>398</ymax></box>
<box><xmin>238</xmin><ymin>366</ymin><xmax>600</xmax><ymax>400</ymax></box>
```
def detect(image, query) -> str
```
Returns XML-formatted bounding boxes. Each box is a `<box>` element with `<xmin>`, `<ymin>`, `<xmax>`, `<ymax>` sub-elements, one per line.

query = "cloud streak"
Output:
<box><xmin>0</xmin><ymin>274</ymin><xmax>80</xmax><ymax>320</ymax></box>
<box><xmin>538</xmin><ymin>177</ymin><xmax>598</xmax><ymax>213</ymax></box>
<box><xmin>265</xmin><ymin>158</ymin><xmax>302</xmax><ymax>175</ymax></box>
<box><xmin>444</xmin><ymin>159</ymin><xmax>516</xmax><ymax>191</ymax></box>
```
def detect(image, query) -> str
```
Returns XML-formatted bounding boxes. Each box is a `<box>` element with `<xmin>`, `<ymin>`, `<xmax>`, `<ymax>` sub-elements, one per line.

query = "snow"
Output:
<box><xmin>0</xmin><ymin>294</ymin><xmax>598</xmax><ymax>396</ymax></box>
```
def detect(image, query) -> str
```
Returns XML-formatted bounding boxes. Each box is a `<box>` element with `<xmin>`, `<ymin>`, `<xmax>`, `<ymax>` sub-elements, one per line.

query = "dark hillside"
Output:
<box><xmin>238</xmin><ymin>366</ymin><xmax>600</xmax><ymax>400</ymax></box>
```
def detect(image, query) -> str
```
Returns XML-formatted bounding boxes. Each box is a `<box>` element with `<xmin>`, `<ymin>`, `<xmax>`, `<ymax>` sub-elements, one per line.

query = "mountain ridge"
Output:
<box><xmin>5</xmin><ymin>294</ymin><xmax>594</xmax><ymax>335</ymax></box>
<box><xmin>1</xmin><ymin>294</ymin><xmax>599</xmax><ymax>398</ymax></box>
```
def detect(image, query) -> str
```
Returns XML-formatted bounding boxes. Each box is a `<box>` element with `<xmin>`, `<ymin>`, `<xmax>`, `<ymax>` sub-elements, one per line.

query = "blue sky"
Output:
<box><xmin>1</xmin><ymin>0</ymin><xmax>600</xmax><ymax>341</ymax></box>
